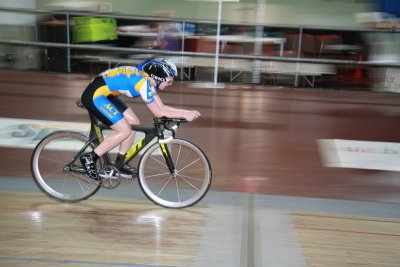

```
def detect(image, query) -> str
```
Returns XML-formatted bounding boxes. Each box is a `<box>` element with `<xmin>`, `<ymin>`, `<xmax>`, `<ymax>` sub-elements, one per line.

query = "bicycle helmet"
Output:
<box><xmin>137</xmin><ymin>57</ymin><xmax>177</xmax><ymax>83</ymax></box>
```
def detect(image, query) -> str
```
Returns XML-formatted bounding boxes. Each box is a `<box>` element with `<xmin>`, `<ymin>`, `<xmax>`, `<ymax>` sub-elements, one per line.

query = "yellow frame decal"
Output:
<box><xmin>94</xmin><ymin>125</ymin><xmax>104</xmax><ymax>142</ymax></box>
<box><xmin>125</xmin><ymin>137</ymin><xmax>145</xmax><ymax>160</ymax></box>
<box><xmin>160</xmin><ymin>143</ymin><xmax>168</xmax><ymax>156</ymax></box>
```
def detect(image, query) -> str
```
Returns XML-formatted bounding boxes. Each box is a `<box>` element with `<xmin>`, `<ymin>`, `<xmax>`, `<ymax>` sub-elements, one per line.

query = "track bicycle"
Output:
<box><xmin>31</xmin><ymin>101</ymin><xmax>212</xmax><ymax>208</ymax></box>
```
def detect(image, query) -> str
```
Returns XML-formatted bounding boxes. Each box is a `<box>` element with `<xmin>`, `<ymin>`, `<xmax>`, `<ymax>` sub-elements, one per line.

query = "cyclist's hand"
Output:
<box><xmin>184</xmin><ymin>110</ymin><xmax>201</xmax><ymax>121</ymax></box>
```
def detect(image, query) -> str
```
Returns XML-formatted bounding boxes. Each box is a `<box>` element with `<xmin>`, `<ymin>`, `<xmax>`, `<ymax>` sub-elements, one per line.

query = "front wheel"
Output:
<box><xmin>31</xmin><ymin>131</ymin><xmax>102</xmax><ymax>202</ymax></box>
<box><xmin>138</xmin><ymin>138</ymin><xmax>212</xmax><ymax>208</ymax></box>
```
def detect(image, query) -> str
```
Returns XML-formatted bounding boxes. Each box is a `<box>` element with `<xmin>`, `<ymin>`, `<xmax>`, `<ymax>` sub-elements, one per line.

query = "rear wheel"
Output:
<box><xmin>138</xmin><ymin>138</ymin><xmax>212</xmax><ymax>208</ymax></box>
<box><xmin>31</xmin><ymin>131</ymin><xmax>102</xmax><ymax>202</ymax></box>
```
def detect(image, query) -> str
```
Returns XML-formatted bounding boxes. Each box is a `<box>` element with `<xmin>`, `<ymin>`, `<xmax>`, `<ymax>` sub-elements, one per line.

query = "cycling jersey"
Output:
<box><xmin>99</xmin><ymin>66</ymin><xmax>157</xmax><ymax>104</ymax></box>
<box><xmin>81</xmin><ymin>66</ymin><xmax>157</xmax><ymax>126</ymax></box>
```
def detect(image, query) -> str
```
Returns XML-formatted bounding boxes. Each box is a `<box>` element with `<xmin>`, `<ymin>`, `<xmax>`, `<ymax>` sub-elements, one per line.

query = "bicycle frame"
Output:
<box><xmin>85</xmin><ymin>112</ymin><xmax>176</xmax><ymax>174</ymax></box>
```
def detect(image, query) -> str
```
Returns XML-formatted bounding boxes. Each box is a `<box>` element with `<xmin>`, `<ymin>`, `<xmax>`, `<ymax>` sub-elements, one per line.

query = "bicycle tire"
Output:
<box><xmin>31</xmin><ymin>131</ymin><xmax>101</xmax><ymax>202</ymax></box>
<box><xmin>138</xmin><ymin>138</ymin><xmax>212</xmax><ymax>208</ymax></box>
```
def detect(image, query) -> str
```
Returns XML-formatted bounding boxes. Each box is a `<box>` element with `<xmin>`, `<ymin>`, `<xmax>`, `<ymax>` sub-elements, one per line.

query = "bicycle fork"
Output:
<box><xmin>159</xmin><ymin>143</ymin><xmax>176</xmax><ymax>175</ymax></box>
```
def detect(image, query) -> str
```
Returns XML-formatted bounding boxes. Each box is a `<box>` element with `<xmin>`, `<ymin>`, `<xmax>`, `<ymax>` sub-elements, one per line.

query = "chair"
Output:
<box><xmin>261</xmin><ymin>44</ymin><xmax>279</xmax><ymax>56</ymax></box>
<box><xmin>285</xmin><ymin>34</ymin><xmax>316</xmax><ymax>58</ymax></box>
<box><xmin>246</xmin><ymin>43</ymin><xmax>296</xmax><ymax>57</ymax></box>
<box><xmin>314</xmin><ymin>34</ymin><xmax>343</xmax><ymax>59</ymax></box>
<box><xmin>183</xmin><ymin>37</ymin><xmax>218</xmax><ymax>81</ymax></box>
<box><xmin>184</xmin><ymin>37</ymin><xmax>199</xmax><ymax>52</ymax></box>
<box><xmin>221</xmin><ymin>44</ymin><xmax>244</xmax><ymax>54</ymax></box>
<box><xmin>261</xmin><ymin>44</ymin><xmax>304</xmax><ymax>85</ymax></box>
<box><xmin>196</xmin><ymin>37</ymin><xmax>217</xmax><ymax>53</ymax></box>
<box><xmin>185</xmin><ymin>37</ymin><xmax>218</xmax><ymax>53</ymax></box>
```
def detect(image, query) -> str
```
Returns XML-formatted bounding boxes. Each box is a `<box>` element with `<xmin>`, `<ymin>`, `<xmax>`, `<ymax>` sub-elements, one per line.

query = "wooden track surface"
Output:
<box><xmin>0</xmin><ymin>190</ymin><xmax>399</xmax><ymax>267</ymax></box>
<box><xmin>1</xmin><ymin>69</ymin><xmax>400</xmax><ymax>203</ymax></box>
<box><xmin>0</xmin><ymin>191</ymin><xmax>210</xmax><ymax>266</ymax></box>
<box><xmin>0</xmin><ymin>69</ymin><xmax>399</xmax><ymax>266</ymax></box>
<box><xmin>293</xmin><ymin>212</ymin><xmax>400</xmax><ymax>267</ymax></box>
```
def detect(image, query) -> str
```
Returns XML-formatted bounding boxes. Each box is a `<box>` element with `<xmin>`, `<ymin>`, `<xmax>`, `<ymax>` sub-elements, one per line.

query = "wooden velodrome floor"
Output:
<box><xmin>0</xmin><ymin>69</ymin><xmax>399</xmax><ymax>267</ymax></box>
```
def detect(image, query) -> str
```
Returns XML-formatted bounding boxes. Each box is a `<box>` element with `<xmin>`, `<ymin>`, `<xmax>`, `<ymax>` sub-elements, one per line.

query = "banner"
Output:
<box><xmin>317</xmin><ymin>139</ymin><xmax>400</xmax><ymax>171</ymax></box>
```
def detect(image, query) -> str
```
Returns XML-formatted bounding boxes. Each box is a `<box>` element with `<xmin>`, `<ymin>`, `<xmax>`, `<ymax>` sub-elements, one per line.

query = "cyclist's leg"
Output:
<box><xmin>92</xmin><ymin>111</ymin><xmax>132</xmax><ymax>156</ymax></box>
<box><xmin>114</xmin><ymin>108</ymin><xmax>140</xmax><ymax>175</ymax></box>
<box><xmin>107</xmin><ymin>96</ymin><xmax>138</xmax><ymax>175</ymax></box>
<box><xmin>86</xmin><ymin>92</ymin><xmax>133</xmax><ymax>156</ymax></box>
<box><xmin>108</xmin><ymin>95</ymin><xmax>139</xmax><ymax>155</ymax></box>
<box><xmin>80</xmin><ymin>78</ymin><xmax>115</xmax><ymax>180</ymax></box>
<box><xmin>80</xmin><ymin>81</ymin><xmax>132</xmax><ymax>179</ymax></box>
<box><xmin>118</xmin><ymin>108</ymin><xmax>140</xmax><ymax>153</ymax></box>
<box><xmin>80</xmin><ymin>118</ymin><xmax>132</xmax><ymax>179</ymax></box>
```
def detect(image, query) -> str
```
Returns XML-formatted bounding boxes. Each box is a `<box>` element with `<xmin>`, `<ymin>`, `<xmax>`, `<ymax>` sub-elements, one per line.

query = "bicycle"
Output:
<box><xmin>30</xmin><ymin>101</ymin><xmax>212</xmax><ymax>208</ymax></box>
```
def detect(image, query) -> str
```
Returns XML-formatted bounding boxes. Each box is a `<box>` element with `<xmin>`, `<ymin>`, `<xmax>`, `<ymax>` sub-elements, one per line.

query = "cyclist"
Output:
<box><xmin>79</xmin><ymin>57</ymin><xmax>201</xmax><ymax>180</ymax></box>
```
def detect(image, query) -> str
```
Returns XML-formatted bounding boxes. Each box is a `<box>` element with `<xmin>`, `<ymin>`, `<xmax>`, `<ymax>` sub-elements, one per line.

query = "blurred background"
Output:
<box><xmin>1</xmin><ymin>3</ymin><xmax>400</xmax><ymax>266</ymax></box>
<box><xmin>1</xmin><ymin>0</ymin><xmax>400</xmax><ymax>91</ymax></box>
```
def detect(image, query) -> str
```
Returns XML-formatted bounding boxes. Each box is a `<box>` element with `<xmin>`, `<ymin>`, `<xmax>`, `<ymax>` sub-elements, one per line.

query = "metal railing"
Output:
<box><xmin>1</xmin><ymin>7</ymin><xmax>400</xmax><ymax>87</ymax></box>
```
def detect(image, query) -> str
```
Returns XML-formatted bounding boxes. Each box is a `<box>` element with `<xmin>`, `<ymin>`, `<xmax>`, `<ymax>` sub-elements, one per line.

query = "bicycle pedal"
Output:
<box><xmin>119</xmin><ymin>172</ymin><xmax>137</xmax><ymax>179</ymax></box>
<box><xmin>99</xmin><ymin>173</ymin><xmax>119</xmax><ymax>179</ymax></box>
<box><xmin>99</xmin><ymin>165</ymin><xmax>120</xmax><ymax>179</ymax></box>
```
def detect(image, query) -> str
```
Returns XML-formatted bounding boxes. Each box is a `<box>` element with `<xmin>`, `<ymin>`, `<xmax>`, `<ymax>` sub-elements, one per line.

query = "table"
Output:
<box><xmin>117</xmin><ymin>24</ymin><xmax>193</xmax><ymax>38</ymax></box>
<box><xmin>117</xmin><ymin>31</ymin><xmax>158</xmax><ymax>38</ymax></box>
<box><xmin>200</xmin><ymin>34</ymin><xmax>286</xmax><ymax>56</ymax></box>
<box><xmin>324</xmin><ymin>44</ymin><xmax>363</xmax><ymax>53</ymax></box>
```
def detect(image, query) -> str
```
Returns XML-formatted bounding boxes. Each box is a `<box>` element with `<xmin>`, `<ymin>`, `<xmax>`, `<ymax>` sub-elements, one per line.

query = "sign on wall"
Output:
<box><xmin>317</xmin><ymin>139</ymin><xmax>400</xmax><ymax>172</ymax></box>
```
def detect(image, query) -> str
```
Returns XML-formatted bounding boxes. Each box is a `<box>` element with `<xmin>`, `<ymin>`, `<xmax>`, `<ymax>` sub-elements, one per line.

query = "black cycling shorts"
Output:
<box><xmin>81</xmin><ymin>76</ymin><xmax>128</xmax><ymax>126</ymax></box>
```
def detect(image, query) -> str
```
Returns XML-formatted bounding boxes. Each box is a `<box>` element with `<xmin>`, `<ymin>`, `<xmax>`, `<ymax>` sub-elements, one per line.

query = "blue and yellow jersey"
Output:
<box><xmin>98</xmin><ymin>66</ymin><xmax>157</xmax><ymax>104</ymax></box>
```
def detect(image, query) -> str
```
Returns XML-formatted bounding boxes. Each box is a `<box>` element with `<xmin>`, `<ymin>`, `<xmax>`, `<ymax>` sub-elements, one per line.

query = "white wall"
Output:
<box><xmin>34</xmin><ymin>0</ymin><xmax>376</xmax><ymax>28</ymax></box>
<box><xmin>0</xmin><ymin>0</ymin><xmax>36</xmax><ymax>25</ymax></box>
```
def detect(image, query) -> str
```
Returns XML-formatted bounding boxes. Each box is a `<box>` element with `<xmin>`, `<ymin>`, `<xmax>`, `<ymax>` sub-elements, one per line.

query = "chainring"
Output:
<box><xmin>99</xmin><ymin>165</ymin><xmax>121</xmax><ymax>189</ymax></box>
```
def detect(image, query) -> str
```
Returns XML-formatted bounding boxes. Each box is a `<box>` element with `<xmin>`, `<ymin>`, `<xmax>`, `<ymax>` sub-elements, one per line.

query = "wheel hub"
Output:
<box><xmin>63</xmin><ymin>165</ymin><xmax>70</xmax><ymax>171</ymax></box>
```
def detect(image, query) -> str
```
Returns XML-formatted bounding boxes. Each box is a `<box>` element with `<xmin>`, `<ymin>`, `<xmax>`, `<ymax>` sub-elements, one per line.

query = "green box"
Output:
<box><xmin>71</xmin><ymin>16</ymin><xmax>117</xmax><ymax>43</ymax></box>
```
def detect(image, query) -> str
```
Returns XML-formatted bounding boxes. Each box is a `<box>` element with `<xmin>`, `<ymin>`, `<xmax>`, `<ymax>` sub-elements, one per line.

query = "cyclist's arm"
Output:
<box><xmin>153</xmin><ymin>95</ymin><xmax>187</xmax><ymax>113</ymax></box>
<box><xmin>146</xmin><ymin>95</ymin><xmax>200</xmax><ymax>121</ymax></box>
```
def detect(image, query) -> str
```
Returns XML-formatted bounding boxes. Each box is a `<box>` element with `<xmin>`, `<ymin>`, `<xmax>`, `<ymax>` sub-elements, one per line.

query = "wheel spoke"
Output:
<box><xmin>156</xmin><ymin>175</ymin><xmax>173</xmax><ymax>197</ymax></box>
<box><xmin>175</xmin><ymin>144</ymin><xmax>182</xmax><ymax>170</ymax></box>
<box><xmin>144</xmin><ymin>171</ymin><xmax>170</xmax><ymax>179</ymax></box>
<box><xmin>150</xmin><ymin>154</ymin><xmax>168</xmax><ymax>168</ymax></box>
<box><xmin>175</xmin><ymin>175</ymin><xmax>181</xmax><ymax>203</ymax></box>
<box><xmin>61</xmin><ymin>172</ymin><xmax>67</xmax><ymax>192</ymax></box>
<box><xmin>178</xmin><ymin>173</ymin><xmax>205</xmax><ymax>182</ymax></box>
<box><xmin>40</xmin><ymin>155</ymin><xmax>66</xmax><ymax>165</ymax></box>
<box><xmin>73</xmin><ymin>172</ymin><xmax>87</xmax><ymax>193</ymax></box>
<box><xmin>41</xmin><ymin>169</ymin><xmax>62</xmax><ymax>179</ymax></box>
<box><xmin>177</xmin><ymin>174</ymin><xmax>201</xmax><ymax>191</ymax></box>
<box><xmin>178</xmin><ymin>158</ymin><xmax>201</xmax><ymax>172</ymax></box>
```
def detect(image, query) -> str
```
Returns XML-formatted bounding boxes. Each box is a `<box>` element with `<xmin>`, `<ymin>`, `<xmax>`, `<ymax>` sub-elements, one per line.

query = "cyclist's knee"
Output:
<box><xmin>127</xmin><ymin>116</ymin><xmax>140</xmax><ymax>126</ymax></box>
<box><xmin>112</xmin><ymin>119</ymin><xmax>132</xmax><ymax>139</ymax></box>
<box><xmin>122</xmin><ymin>108</ymin><xmax>140</xmax><ymax>125</ymax></box>
<box><xmin>133</xmin><ymin>118</ymin><xmax>140</xmax><ymax>125</ymax></box>
<box><xmin>119</xmin><ymin>127</ymin><xmax>132</xmax><ymax>140</ymax></box>
<box><xmin>128</xmin><ymin>130</ymin><xmax>135</xmax><ymax>141</ymax></box>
